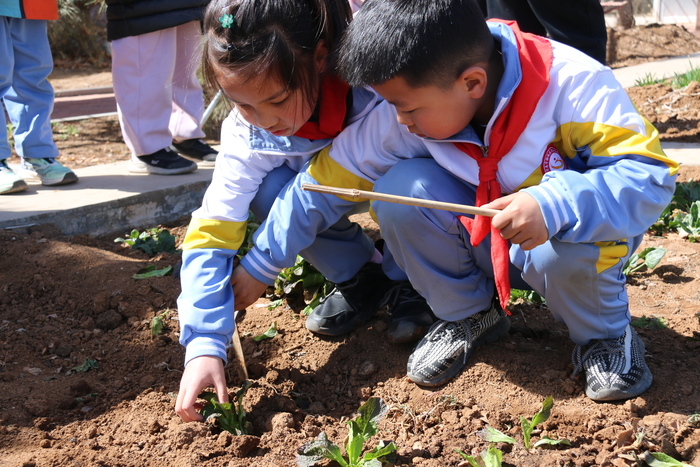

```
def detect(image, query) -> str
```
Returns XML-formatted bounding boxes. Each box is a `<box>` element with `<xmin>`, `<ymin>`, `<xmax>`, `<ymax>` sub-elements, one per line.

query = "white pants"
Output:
<box><xmin>111</xmin><ymin>21</ymin><xmax>207</xmax><ymax>160</ymax></box>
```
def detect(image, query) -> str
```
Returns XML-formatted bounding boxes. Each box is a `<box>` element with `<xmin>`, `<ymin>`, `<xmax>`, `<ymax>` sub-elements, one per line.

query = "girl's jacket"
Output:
<box><xmin>247</xmin><ymin>22</ymin><xmax>678</xmax><ymax>303</ymax></box>
<box><xmin>177</xmin><ymin>87</ymin><xmax>379</xmax><ymax>365</ymax></box>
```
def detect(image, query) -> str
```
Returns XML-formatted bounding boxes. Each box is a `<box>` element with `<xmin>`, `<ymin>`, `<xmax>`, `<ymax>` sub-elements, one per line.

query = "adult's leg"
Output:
<box><xmin>112</xmin><ymin>28</ymin><xmax>177</xmax><ymax>159</ymax></box>
<box><xmin>3</xmin><ymin>18</ymin><xmax>59</xmax><ymax>160</ymax></box>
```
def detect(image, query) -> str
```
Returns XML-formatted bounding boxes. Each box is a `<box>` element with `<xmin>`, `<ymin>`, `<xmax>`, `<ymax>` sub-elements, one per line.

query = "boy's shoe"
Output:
<box><xmin>407</xmin><ymin>300</ymin><xmax>510</xmax><ymax>387</ymax></box>
<box><xmin>572</xmin><ymin>324</ymin><xmax>653</xmax><ymax>401</ymax></box>
<box><xmin>383</xmin><ymin>281</ymin><xmax>437</xmax><ymax>344</ymax></box>
<box><xmin>171</xmin><ymin>138</ymin><xmax>217</xmax><ymax>164</ymax></box>
<box><xmin>0</xmin><ymin>159</ymin><xmax>28</xmax><ymax>194</ymax></box>
<box><xmin>21</xmin><ymin>157</ymin><xmax>78</xmax><ymax>186</ymax></box>
<box><xmin>128</xmin><ymin>147</ymin><xmax>198</xmax><ymax>175</ymax></box>
<box><xmin>305</xmin><ymin>262</ymin><xmax>393</xmax><ymax>336</ymax></box>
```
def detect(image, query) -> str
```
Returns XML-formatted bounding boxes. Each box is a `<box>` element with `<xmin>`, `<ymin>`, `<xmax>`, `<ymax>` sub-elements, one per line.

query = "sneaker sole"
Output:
<box><xmin>170</xmin><ymin>145</ymin><xmax>217</xmax><ymax>167</ymax></box>
<box><xmin>586</xmin><ymin>370</ymin><xmax>653</xmax><ymax>401</ymax></box>
<box><xmin>40</xmin><ymin>172</ymin><xmax>78</xmax><ymax>186</ymax></box>
<box><xmin>407</xmin><ymin>315</ymin><xmax>511</xmax><ymax>387</ymax></box>
<box><xmin>0</xmin><ymin>179</ymin><xmax>29</xmax><ymax>194</ymax></box>
<box><xmin>128</xmin><ymin>161</ymin><xmax>197</xmax><ymax>175</ymax></box>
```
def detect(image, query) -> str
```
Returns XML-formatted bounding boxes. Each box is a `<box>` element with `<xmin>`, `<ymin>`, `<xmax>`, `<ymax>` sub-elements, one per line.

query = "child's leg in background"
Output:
<box><xmin>0</xmin><ymin>16</ymin><xmax>15</xmax><ymax>160</ymax></box>
<box><xmin>2</xmin><ymin>17</ymin><xmax>59</xmax><ymax>160</ymax></box>
<box><xmin>510</xmin><ymin>234</ymin><xmax>642</xmax><ymax>344</ymax></box>
<box><xmin>169</xmin><ymin>21</ymin><xmax>207</xmax><ymax>143</ymax></box>
<box><xmin>249</xmin><ymin>164</ymin><xmax>375</xmax><ymax>283</ymax></box>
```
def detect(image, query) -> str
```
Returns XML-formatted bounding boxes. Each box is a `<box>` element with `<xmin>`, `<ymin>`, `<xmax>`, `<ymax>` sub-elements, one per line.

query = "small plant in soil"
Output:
<box><xmin>198</xmin><ymin>381</ymin><xmax>252</xmax><ymax>435</ymax></box>
<box><xmin>296</xmin><ymin>397</ymin><xmax>397</xmax><ymax>467</ymax></box>
<box><xmin>269</xmin><ymin>255</ymin><xmax>334</xmax><ymax>315</ymax></box>
<box><xmin>133</xmin><ymin>264</ymin><xmax>173</xmax><ymax>280</ymax></box>
<box><xmin>150</xmin><ymin>309</ymin><xmax>170</xmax><ymax>336</ymax></box>
<box><xmin>631</xmin><ymin>315</ymin><xmax>668</xmax><ymax>330</ymax></box>
<box><xmin>253</xmin><ymin>321</ymin><xmax>278</xmax><ymax>342</ymax></box>
<box><xmin>623</xmin><ymin>247</ymin><xmax>667</xmax><ymax>276</ymax></box>
<box><xmin>455</xmin><ymin>445</ymin><xmax>504</xmax><ymax>467</ymax></box>
<box><xmin>676</xmin><ymin>200</ymin><xmax>700</xmax><ymax>242</ymax></box>
<box><xmin>114</xmin><ymin>227</ymin><xmax>178</xmax><ymax>256</ymax></box>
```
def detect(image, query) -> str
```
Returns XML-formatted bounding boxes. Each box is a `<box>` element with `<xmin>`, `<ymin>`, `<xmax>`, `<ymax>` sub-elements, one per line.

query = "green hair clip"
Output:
<box><xmin>219</xmin><ymin>13</ymin><xmax>235</xmax><ymax>29</ymax></box>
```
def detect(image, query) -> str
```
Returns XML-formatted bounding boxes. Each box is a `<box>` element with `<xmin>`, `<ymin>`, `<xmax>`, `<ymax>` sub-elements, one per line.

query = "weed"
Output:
<box><xmin>510</xmin><ymin>289</ymin><xmax>545</xmax><ymax>306</ymax></box>
<box><xmin>455</xmin><ymin>445</ymin><xmax>503</xmax><ymax>467</ymax></box>
<box><xmin>634</xmin><ymin>72</ymin><xmax>665</xmax><ymax>87</ymax></box>
<box><xmin>623</xmin><ymin>247</ymin><xmax>667</xmax><ymax>276</ymax></box>
<box><xmin>643</xmin><ymin>451</ymin><xmax>694</xmax><ymax>466</ymax></box>
<box><xmin>115</xmin><ymin>228</ymin><xmax>178</xmax><ymax>256</ymax></box>
<box><xmin>150</xmin><ymin>310</ymin><xmax>170</xmax><ymax>336</ymax></box>
<box><xmin>133</xmin><ymin>265</ymin><xmax>173</xmax><ymax>280</ymax></box>
<box><xmin>631</xmin><ymin>315</ymin><xmax>668</xmax><ymax>330</ymax></box>
<box><xmin>253</xmin><ymin>322</ymin><xmax>278</xmax><ymax>342</ymax></box>
<box><xmin>66</xmin><ymin>358</ymin><xmax>99</xmax><ymax>375</ymax></box>
<box><xmin>198</xmin><ymin>381</ymin><xmax>252</xmax><ymax>435</ymax></box>
<box><xmin>670</xmin><ymin>63</ymin><xmax>700</xmax><ymax>89</ymax></box>
<box><xmin>296</xmin><ymin>397</ymin><xmax>397</xmax><ymax>467</ymax></box>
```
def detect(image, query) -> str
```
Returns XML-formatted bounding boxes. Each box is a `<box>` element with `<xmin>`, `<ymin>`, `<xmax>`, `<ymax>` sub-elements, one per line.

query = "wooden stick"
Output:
<box><xmin>231</xmin><ymin>312</ymin><xmax>248</xmax><ymax>381</ymax></box>
<box><xmin>302</xmin><ymin>183</ymin><xmax>499</xmax><ymax>217</ymax></box>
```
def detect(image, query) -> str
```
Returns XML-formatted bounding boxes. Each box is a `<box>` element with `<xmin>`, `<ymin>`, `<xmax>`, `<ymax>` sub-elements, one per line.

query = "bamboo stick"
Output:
<box><xmin>302</xmin><ymin>183</ymin><xmax>499</xmax><ymax>217</ymax></box>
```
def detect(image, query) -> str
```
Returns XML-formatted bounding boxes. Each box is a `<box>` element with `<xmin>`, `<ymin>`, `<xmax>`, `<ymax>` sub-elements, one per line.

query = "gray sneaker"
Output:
<box><xmin>407</xmin><ymin>301</ymin><xmax>510</xmax><ymax>387</ymax></box>
<box><xmin>573</xmin><ymin>324</ymin><xmax>653</xmax><ymax>401</ymax></box>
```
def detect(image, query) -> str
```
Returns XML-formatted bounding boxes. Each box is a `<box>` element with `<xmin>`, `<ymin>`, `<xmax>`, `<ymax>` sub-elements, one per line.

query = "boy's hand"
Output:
<box><xmin>486</xmin><ymin>192</ymin><xmax>548</xmax><ymax>251</ymax></box>
<box><xmin>175</xmin><ymin>356</ymin><xmax>228</xmax><ymax>422</ymax></box>
<box><xmin>230</xmin><ymin>265</ymin><xmax>267</xmax><ymax>311</ymax></box>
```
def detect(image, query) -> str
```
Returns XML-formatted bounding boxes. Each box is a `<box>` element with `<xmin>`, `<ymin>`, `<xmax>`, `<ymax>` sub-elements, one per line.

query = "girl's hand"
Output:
<box><xmin>175</xmin><ymin>356</ymin><xmax>228</xmax><ymax>422</ymax></box>
<box><xmin>486</xmin><ymin>192</ymin><xmax>548</xmax><ymax>251</ymax></box>
<box><xmin>230</xmin><ymin>265</ymin><xmax>268</xmax><ymax>311</ymax></box>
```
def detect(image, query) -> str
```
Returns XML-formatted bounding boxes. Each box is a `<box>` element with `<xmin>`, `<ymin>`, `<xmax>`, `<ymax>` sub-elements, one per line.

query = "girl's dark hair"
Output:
<box><xmin>338</xmin><ymin>0</ymin><xmax>493</xmax><ymax>88</ymax></box>
<box><xmin>202</xmin><ymin>0</ymin><xmax>352</xmax><ymax>102</ymax></box>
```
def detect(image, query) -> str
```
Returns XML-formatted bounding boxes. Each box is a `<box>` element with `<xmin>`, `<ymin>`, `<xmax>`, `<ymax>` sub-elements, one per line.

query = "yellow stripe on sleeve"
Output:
<box><xmin>555</xmin><ymin>120</ymin><xmax>679</xmax><ymax>177</ymax></box>
<box><xmin>307</xmin><ymin>146</ymin><xmax>374</xmax><ymax>201</ymax></box>
<box><xmin>595</xmin><ymin>240</ymin><xmax>629</xmax><ymax>273</ymax></box>
<box><xmin>181</xmin><ymin>218</ymin><xmax>248</xmax><ymax>251</ymax></box>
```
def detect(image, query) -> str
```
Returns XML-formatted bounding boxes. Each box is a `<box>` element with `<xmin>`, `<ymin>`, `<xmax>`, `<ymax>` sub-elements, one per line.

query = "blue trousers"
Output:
<box><xmin>0</xmin><ymin>17</ymin><xmax>58</xmax><ymax>161</ymax></box>
<box><xmin>250</xmin><ymin>163</ymin><xmax>376</xmax><ymax>283</ymax></box>
<box><xmin>373</xmin><ymin>158</ymin><xmax>637</xmax><ymax>345</ymax></box>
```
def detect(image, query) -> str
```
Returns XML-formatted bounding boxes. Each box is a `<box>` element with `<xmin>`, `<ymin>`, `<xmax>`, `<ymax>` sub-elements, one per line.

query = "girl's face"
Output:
<box><xmin>214</xmin><ymin>65</ymin><xmax>317</xmax><ymax>137</ymax></box>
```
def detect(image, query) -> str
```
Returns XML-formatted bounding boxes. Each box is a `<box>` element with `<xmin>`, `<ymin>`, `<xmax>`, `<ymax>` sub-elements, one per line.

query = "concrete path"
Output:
<box><xmin>2</xmin><ymin>58</ymin><xmax>699</xmax><ymax>236</ymax></box>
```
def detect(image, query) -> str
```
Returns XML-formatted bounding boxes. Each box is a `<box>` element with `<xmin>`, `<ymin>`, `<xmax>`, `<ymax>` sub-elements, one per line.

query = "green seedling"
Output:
<box><xmin>623</xmin><ymin>247</ymin><xmax>667</xmax><ymax>276</ymax></box>
<box><xmin>477</xmin><ymin>396</ymin><xmax>569</xmax><ymax>450</ymax></box>
<box><xmin>676</xmin><ymin>200</ymin><xmax>700</xmax><ymax>242</ymax></box>
<box><xmin>633</xmin><ymin>72</ymin><xmax>665</xmax><ymax>87</ymax></box>
<box><xmin>272</xmin><ymin>255</ymin><xmax>333</xmax><ymax>315</ymax></box>
<box><xmin>199</xmin><ymin>381</ymin><xmax>252</xmax><ymax>435</ymax></box>
<box><xmin>670</xmin><ymin>64</ymin><xmax>700</xmax><ymax>89</ymax></box>
<box><xmin>296</xmin><ymin>397</ymin><xmax>397</xmax><ymax>467</ymax></box>
<box><xmin>150</xmin><ymin>310</ymin><xmax>170</xmax><ymax>336</ymax></box>
<box><xmin>133</xmin><ymin>265</ymin><xmax>173</xmax><ymax>280</ymax></box>
<box><xmin>253</xmin><ymin>322</ymin><xmax>278</xmax><ymax>342</ymax></box>
<box><xmin>455</xmin><ymin>446</ymin><xmax>503</xmax><ymax>467</ymax></box>
<box><xmin>643</xmin><ymin>451</ymin><xmax>694</xmax><ymax>467</ymax></box>
<box><xmin>66</xmin><ymin>358</ymin><xmax>99</xmax><ymax>375</ymax></box>
<box><xmin>115</xmin><ymin>227</ymin><xmax>178</xmax><ymax>256</ymax></box>
<box><xmin>688</xmin><ymin>413</ymin><xmax>700</xmax><ymax>427</ymax></box>
<box><xmin>650</xmin><ymin>180</ymin><xmax>700</xmax><ymax>235</ymax></box>
<box><xmin>631</xmin><ymin>315</ymin><xmax>668</xmax><ymax>330</ymax></box>
<box><xmin>236</xmin><ymin>212</ymin><xmax>260</xmax><ymax>260</ymax></box>
<box><xmin>510</xmin><ymin>289</ymin><xmax>545</xmax><ymax>306</ymax></box>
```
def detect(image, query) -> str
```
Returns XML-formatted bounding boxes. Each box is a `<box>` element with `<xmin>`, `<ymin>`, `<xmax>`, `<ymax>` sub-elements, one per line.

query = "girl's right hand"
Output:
<box><xmin>175</xmin><ymin>355</ymin><xmax>228</xmax><ymax>422</ymax></box>
<box><xmin>230</xmin><ymin>265</ymin><xmax>268</xmax><ymax>311</ymax></box>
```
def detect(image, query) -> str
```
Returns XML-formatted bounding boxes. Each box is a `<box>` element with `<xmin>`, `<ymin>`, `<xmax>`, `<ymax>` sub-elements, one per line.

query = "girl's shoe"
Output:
<box><xmin>0</xmin><ymin>159</ymin><xmax>28</xmax><ymax>194</ymax></box>
<box><xmin>21</xmin><ymin>157</ymin><xmax>78</xmax><ymax>186</ymax></box>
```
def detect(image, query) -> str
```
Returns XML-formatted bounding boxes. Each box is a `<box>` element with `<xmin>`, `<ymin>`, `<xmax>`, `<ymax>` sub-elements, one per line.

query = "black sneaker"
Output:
<box><xmin>128</xmin><ymin>147</ymin><xmax>198</xmax><ymax>175</ymax></box>
<box><xmin>572</xmin><ymin>324</ymin><xmax>653</xmax><ymax>401</ymax></box>
<box><xmin>305</xmin><ymin>262</ymin><xmax>392</xmax><ymax>336</ymax></box>
<box><xmin>407</xmin><ymin>300</ymin><xmax>510</xmax><ymax>387</ymax></box>
<box><xmin>171</xmin><ymin>138</ymin><xmax>217</xmax><ymax>165</ymax></box>
<box><xmin>383</xmin><ymin>281</ymin><xmax>436</xmax><ymax>344</ymax></box>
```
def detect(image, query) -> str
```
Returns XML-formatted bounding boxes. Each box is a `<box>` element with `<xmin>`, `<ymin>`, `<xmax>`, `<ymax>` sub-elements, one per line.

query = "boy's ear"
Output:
<box><xmin>314</xmin><ymin>40</ymin><xmax>330</xmax><ymax>73</ymax></box>
<box><xmin>459</xmin><ymin>66</ymin><xmax>488</xmax><ymax>99</ymax></box>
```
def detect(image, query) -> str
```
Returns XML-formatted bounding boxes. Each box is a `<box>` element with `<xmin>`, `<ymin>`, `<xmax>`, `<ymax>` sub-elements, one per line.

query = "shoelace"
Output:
<box><xmin>571</xmin><ymin>335</ymin><xmax>625</xmax><ymax>377</ymax></box>
<box><xmin>380</xmin><ymin>281</ymin><xmax>424</xmax><ymax>309</ymax></box>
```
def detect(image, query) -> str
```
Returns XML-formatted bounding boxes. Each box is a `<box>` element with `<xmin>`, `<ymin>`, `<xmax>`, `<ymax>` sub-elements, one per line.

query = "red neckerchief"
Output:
<box><xmin>293</xmin><ymin>74</ymin><xmax>351</xmax><ymax>140</ymax></box>
<box><xmin>454</xmin><ymin>21</ymin><xmax>553</xmax><ymax>312</ymax></box>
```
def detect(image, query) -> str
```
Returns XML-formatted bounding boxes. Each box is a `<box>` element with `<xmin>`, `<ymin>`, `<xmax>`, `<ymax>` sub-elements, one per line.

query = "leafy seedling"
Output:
<box><xmin>455</xmin><ymin>445</ymin><xmax>503</xmax><ymax>467</ymax></box>
<box><xmin>199</xmin><ymin>381</ymin><xmax>252</xmax><ymax>435</ymax></box>
<box><xmin>66</xmin><ymin>358</ymin><xmax>99</xmax><ymax>375</ymax></box>
<box><xmin>296</xmin><ymin>397</ymin><xmax>397</xmax><ymax>467</ymax></box>
<box><xmin>133</xmin><ymin>264</ymin><xmax>173</xmax><ymax>280</ymax></box>
<box><xmin>150</xmin><ymin>310</ymin><xmax>170</xmax><ymax>336</ymax></box>
<box><xmin>676</xmin><ymin>200</ymin><xmax>700</xmax><ymax>242</ymax></box>
<box><xmin>115</xmin><ymin>227</ymin><xmax>178</xmax><ymax>256</ymax></box>
<box><xmin>623</xmin><ymin>247</ymin><xmax>667</xmax><ymax>276</ymax></box>
<box><xmin>271</xmin><ymin>255</ymin><xmax>333</xmax><ymax>315</ymax></box>
<box><xmin>631</xmin><ymin>315</ymin><xmax>668</xmax><ymax>330</ymax></box>
<box><xmin>253</xmin><ymin>322</ymin><xmax>278</xmax><ymax>342</ymax></box>
<box><xmin>643</xmin><ymin>451</ymin><xmax>694</xmax><ymax>467</ymax></box>
<box><xmin>509</xmin><ymin>289</ymin><xmax>545</xmax><ymax>306</ymax></box>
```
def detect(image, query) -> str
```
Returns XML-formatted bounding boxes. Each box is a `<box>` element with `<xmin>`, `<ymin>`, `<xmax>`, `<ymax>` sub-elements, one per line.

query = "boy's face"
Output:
<box><xmin>372</xmin><ymin>75</ymin><xmax>483</xmax><ymax>140</ymax></box>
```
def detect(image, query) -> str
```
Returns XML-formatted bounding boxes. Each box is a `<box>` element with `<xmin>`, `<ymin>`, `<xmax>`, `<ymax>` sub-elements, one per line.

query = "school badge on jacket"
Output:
<box><xmin>541</xmin><ymin>144</ymin><xmax>567</xmax><ymax>173</ymax></box>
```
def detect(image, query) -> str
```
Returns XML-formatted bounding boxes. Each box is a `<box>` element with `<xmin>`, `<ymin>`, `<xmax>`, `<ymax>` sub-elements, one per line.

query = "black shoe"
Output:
<box><xmin>128</xmin><ymin>147</ymin><xmax>198</xmax><ymax>175</ymax></box>
<box><xmin>384</xmin><ymin>281</ymin><xmax>436</xmax><ymax>344</ymax></box>
<box><xmin>305</xmin><ymin>262</ymin><xmax>392</xmax><ymax>336</ymax></box>
<box><xmin>171</xmin><ymin>138</ymin><xmax>217</xmax><ymax>164</ymax></box>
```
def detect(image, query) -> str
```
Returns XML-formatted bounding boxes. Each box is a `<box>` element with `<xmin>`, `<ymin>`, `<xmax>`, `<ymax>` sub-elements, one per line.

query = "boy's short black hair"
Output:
<box><xmin>338</xmin><ymin>0</ymin><xmax>493</xmax><ymax>88</ymax></box>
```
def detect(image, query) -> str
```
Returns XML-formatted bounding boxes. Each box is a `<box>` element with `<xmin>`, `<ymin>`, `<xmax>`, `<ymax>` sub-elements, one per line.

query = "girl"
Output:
<box><xmin>174</xmin><ymin>0</ymin><xmax>391</xmax><ymax>422</ymax></box>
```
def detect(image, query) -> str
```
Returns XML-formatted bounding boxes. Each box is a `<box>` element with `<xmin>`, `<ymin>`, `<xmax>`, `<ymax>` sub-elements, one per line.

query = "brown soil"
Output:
<box><xmin>2</xmin><ymin>23</ymin><xmax>700</xmax><ymax>467</ymax></box>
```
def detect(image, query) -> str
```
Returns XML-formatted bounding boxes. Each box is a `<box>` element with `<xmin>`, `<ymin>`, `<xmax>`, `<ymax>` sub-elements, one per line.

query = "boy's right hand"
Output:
<box><xmin>175</xmin><ymin>355</ymin><xmax>228</xmax><ymax>422</ymax></box>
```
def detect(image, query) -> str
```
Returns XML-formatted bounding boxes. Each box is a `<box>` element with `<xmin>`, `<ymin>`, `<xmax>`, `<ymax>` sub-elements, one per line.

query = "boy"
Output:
<box><xmin>329</xmin><ymin>0</ymin><xmax>678</xmax><ymax>400</ymax></box>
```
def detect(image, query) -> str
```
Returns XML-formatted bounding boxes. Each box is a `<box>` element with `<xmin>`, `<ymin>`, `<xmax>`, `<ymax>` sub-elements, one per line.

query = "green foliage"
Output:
<box><xmin>651</xmin><ymin>180</ymin><xmax>700</xmax><ymax>236</ymax></box>
<box><xmin>49</xmin><ymin>0</ymin><xmax>109</xmax><ymax>66</ymax></box>
<box><xmin>509</xmin><ymin>289</ymin><xmax>545</xmax><ymax>306</ymax></box>
<box><xmin>236</xmin><ymin>212</ymin><xmax>260</xmax><ymax>261</ymax></box>
<box><xmin>133</xmin><ymin>265</ymin><xmax>174</xmax><ymax>280</ymax></box>
<box><xmin>115</xmin><ymin>228</ymin><xmax>178</xmax><ymax>257</ymax></box>
<box><xmin>271</xmin><ymin>255</ymin><xmax>334</xmax><ymax>315</ymax></box>
<box><xmin>199</xmin><ymin>381</ymin><xmax>252</xmax><ymax>435</ymax></box>
<box><xmin>476</xmin><ymin>426</ymin><xmax>516</xmax><ymax>445</ymax></box>
<box><xmin>455</xmin><ymin>446</ymin><xmax>503</xmax><ymax>467</ymax></box>
<box><xmin>631</xmin><ymin>315</ymin><xmax>668</xmax><ymax>330</ymax></box>
<box><xmin>643</xmin><ymin>451</ymin><xmax>694</xmax><ymax>467</ymax></box>
<box><xmin>670</xmin><ymin>65</ymin><xmax>700</xmax><ymax>89</ymax></box>
<box><xmin>253</xmin><ymin>322</ymin><xmax>278</xmax><ymax>342</ymax></box>
<box><xmin>296</xmin><ymin>397</ymin><xmax>397</xmax><ymax>467</ymax></box>
<box><xmin>623</xmin><ymin>247</ymin><xmax>667</xmax><ymax>276</ymax></box>
<box><xmin>634</xmin><ymin>72</ymin><xmax>665</xmax><ymax>87</ymax></box>
<box><xmin>676</xmin><ymin>200</ymin><xmax>700</xmax><ymax>242</ymax></box>
<box><xmin>150</xmin><ymin>310</ymin><xmax>170</xmax><ymax>336</ymax></box>
<box><xmin>66</xmin><ymin>358</ymin><xmax>99</xmax><ymax>375</ymax></box>
<box><xmin>520</xmin><ymin>396</ymin><xmax>553</xmax><ymax>449</ymax></box>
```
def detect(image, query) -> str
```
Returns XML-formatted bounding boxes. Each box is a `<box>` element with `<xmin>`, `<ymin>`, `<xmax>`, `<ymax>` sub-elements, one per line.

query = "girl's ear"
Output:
<box><xmin>458</xmin><ymin>66</ymin><xmax>488</xmax><ymax>99</ymax></box>
<box><xmin>314</xmin><ymin>40</ymin><xmax>330</xmax><ymax>73</ymax></box>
